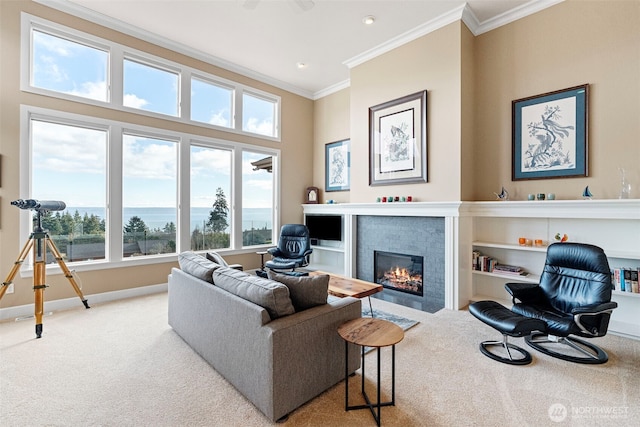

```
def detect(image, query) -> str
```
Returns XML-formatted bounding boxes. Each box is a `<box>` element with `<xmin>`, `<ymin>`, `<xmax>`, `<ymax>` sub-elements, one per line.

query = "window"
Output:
<box><xmin>242</xmin><ymin>92</ymin><xmax>278</xmax><ymax>137</ymax></box>
<box><xmin>190</xmin><ymin>145</ymin><xmax>232</xmax><ymax>251</ymax></box>
<box><xmin>122</xmin><ymin>133</ymin><xmax>178</xmax><ymax>257</ymax></box>
<box><xmin>31</xmin><ymin>29</ymin><xmax>109</xmax><ymax>102</ymax></box>
<box><xmin>242</xmin><ymin>151</ymin><xmax>274</xmax><ymax>247</ymax></box>
<box><xmin>30</xmin><ymin>118</ymin><xmax>107</xmax><ymax>262</ymax></box>
<box><xmin>123</xmin><ymin>58</ymin><xmax>179</xmax><ymax>116</ymax></box>
<box><xmin>191</xmin><ymin>77</ymin><xmax>233</xmax><ymax>128</ymax></box>
<box><xmin>24</xmin><ymin>15</ymin><xmax>281</xmax><ymax>141</ymax></box>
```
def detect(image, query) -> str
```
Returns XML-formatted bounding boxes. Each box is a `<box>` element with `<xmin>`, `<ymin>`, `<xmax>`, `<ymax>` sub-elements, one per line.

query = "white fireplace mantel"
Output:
<box><xmin>302</xmin><ymin>200</ymin><xmax>640</xmax><ymax>327</ymax></box>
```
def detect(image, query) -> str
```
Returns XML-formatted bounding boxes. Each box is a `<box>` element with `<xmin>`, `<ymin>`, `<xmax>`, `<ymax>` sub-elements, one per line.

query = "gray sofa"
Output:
<box><xmin>167</xmin><ymin>252</ymin><xmax>361</xmax><ymax>422</ymax></box>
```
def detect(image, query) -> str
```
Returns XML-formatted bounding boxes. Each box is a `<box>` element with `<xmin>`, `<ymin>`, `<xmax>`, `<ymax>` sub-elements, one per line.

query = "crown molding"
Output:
<box><xmin>35</xmin><ymin>0</ymin><xmax>315</xmax><ymax>99</ymax></box>
<box><xmin>344</xmin><ymin>4</ymin><xmax>467</xmax><ymax>69</ymax></box>
<box><xmin>312</xmin><ymin>79</ymin><xmax>351</xmax><ymax>100</ymax></box>
<box><xmin>471</xmin><ymin>0</ymin><xmax>565</xmax><ymax>36</ymax></box>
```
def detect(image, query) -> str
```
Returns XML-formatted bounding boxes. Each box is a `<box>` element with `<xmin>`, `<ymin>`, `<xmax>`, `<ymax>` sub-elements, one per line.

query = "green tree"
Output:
<box><xmin>83</xmin><ymin>213</ymin><xmax>105</xmax><ymax>235</ymax></box>
<box><xmin>207</xmin><ymin>187</ymin><xmax>229</xmax><ymax>233</ymax></box>
<box><xmin>163</xmin><ymin>222</ymin><xmax>176</xmax><ymax>233</ymax></box>
<box><xmin>124</xmin><ymin>216</ymin><xmax>148</xmax><ymax>233</ymax></box>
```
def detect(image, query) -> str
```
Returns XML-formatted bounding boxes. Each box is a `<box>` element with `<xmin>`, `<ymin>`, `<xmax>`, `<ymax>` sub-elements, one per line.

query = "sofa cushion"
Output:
<box><xmin>213</xmin><ymin>267</ymin><xmax>295</xmax><ymax>319</ymax></box>
<box><xmin>206</xmin><ymin>251</ymin><xmax>229</xmax><ymax>267</ymax></box>
<box><xmin>178</xmin><ymin>251</ymin><xmax>221</xmax><ymax>283</ymax></box>
<box><xmin>267</xmin><ymin>270</ymin><xmax>329</xmax><ymax>311</ymax></box>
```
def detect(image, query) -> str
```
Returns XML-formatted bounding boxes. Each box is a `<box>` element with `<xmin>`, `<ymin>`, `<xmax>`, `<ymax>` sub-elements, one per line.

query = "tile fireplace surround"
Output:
<box><xmin>302</xmin><ymin>199</ymin><xmax>640</xmax><ymax>340</ymax></box>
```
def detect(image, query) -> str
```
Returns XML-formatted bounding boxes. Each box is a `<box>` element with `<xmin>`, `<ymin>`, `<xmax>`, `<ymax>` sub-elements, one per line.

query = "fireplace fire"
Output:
<box><xmin>374</xmin><ymin>250</ymin><xmax>424</xmax><ymax>297</ymax></box>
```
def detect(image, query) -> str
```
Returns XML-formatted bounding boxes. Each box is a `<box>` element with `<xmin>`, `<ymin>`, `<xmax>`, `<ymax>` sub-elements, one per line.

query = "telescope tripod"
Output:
<box><xmin>0</xmin><ymin>226</ymin><xmax>90</xmax><ymax>338</ymax></box>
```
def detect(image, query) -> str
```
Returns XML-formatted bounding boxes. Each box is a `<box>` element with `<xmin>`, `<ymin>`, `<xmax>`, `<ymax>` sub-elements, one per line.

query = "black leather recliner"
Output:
<box><xmin>506</xmin><ymin>242</ymin><xmax>618</xmax><ymax>364</ymax></box>
<box><xmin>264</xmin><ymin>224</ymin><xmax>313</xmax><ymax>275</ymax></box>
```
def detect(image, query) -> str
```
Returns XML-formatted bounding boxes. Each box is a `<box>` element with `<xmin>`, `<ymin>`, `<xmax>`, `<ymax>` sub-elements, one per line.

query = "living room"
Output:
<box><xmin>1</xmin><ymin>0</ymin><xmax>639</xmax><ymax>425</ymax></box>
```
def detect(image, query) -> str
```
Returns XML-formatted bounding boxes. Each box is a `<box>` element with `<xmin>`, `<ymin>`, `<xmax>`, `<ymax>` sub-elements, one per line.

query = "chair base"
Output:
<box><xmin>479</xmin><ymin>335</ymin><xmax>533</xmax><ymax>365</ymax></box>
<box><xmin>525</xmin><ymin>333</ymin><xmax>609</xmax><ymax>364</ymax></box>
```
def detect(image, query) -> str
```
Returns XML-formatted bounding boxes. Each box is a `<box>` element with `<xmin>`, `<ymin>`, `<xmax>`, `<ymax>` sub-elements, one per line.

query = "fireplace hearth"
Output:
<box><xmin>374</xmin><ymin>250</ymin><xmax>423</xmax><ymax>296</ymax></box>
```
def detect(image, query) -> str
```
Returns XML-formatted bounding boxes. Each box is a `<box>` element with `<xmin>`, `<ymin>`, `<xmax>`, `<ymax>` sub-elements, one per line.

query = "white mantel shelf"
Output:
<box><xmin>303</xmin><ymin>199</ymin><xmax>640</xmax><ymax>220</ymax></box>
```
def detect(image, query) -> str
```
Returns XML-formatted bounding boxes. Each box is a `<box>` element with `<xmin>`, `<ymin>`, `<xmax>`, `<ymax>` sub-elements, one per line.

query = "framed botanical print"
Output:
<box><xmin>325</xmin><ymin>139</ymin><xmax>350</xmax><ymax>192</ymax></box>
<box><xmin>512</xmin><ymin>84</ymin><xmax>589</xmax><ymax>180</ymax></box>
<box><xmin>369</xmin><ymin>90</ymin><xmax>427</xmax><ymax>186</ymax></box>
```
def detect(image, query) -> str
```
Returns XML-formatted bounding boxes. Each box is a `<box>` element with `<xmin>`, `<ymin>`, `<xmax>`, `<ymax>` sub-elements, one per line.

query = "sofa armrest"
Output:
<box><xmin>263</xmin><ymin>297</ymin><xmax>362</xmax><ymax>421</ymax></box>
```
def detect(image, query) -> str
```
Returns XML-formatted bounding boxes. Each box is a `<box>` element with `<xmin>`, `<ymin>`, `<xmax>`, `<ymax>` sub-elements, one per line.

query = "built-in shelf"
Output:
<box><xmin>302</xmin><ymin>199</ymin><xmax>640</xmax><ymax>338</ymax></box>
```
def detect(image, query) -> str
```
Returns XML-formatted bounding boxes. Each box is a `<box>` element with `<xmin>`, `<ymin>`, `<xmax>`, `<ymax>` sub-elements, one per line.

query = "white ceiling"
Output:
<box><xmin>44</xmin><ymin>0</ymin><xmax>561</xmax><ymax>99</ymax></box>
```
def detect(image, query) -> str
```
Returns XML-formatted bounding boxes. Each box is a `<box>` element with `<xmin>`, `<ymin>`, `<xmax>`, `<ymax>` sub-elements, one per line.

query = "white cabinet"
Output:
<box><xmin>468</xmin><ymin>200</ymin><xmax>640</xmax><ymax>338</ymax></box>
<box><xmin>308</xmin><ymin>242</ymin><xmax>346</xmax><ymax>275</ymax></box>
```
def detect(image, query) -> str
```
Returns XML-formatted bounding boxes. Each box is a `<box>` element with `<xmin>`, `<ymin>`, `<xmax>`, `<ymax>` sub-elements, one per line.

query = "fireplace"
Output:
<box><xmin>374</xmin><ymin>251</ymin><xmax>423</xmax><ymax>297</ymax></box>
<box><xmin>357</xmin><ymin>215</ymin><xmax>445</xmax><ymax>313</ymax></box>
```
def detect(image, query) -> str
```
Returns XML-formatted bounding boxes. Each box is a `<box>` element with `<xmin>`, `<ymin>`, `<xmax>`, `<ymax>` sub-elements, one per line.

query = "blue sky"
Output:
<box><xmin>31</xmin><ymin>29</ymin><xmax>274</xmax><ymax>211</ymax></box>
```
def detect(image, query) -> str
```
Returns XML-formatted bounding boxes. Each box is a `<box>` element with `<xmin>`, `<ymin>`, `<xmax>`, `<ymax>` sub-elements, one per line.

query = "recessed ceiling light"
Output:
<box><xmin>296</xmin><ymin>62</ymin><xmax>307</xmax><ymax>69</ymax></box>
<box><xmin>363</xmin><ymin>15</ymin><xmax>375</xmax><ymax>25</ymax></box>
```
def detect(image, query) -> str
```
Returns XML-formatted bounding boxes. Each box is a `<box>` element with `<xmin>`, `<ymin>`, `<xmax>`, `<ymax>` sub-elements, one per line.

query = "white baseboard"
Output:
<box><xmin>0</xmin><ymin>283</ymin><xmax>168</xmax><ymax>321</ymax></box>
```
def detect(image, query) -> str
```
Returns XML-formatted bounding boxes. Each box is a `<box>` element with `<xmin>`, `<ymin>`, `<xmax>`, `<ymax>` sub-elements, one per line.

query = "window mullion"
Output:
<box><xmin>178</xmin><ymin>138</ymin><xmax>191</xmax><ymax>252</ymax></box>
<box><xmin>108</xmin><ymin>126</ymin><xmax>124</xmax><ymax>262</ymax></box>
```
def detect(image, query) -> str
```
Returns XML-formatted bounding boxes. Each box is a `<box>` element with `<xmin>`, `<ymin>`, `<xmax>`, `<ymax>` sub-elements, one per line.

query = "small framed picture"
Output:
<box><xmin>305</xmin><ymin>186</ymin><xmax>319</xmax><ymax>204</ymax></box>
<box><xmin>512</xmin><ymin>84</ymin><xmax>589</xmax><ymax>180</ymax></box>
<box><xmin>325</xmin><ymin>139</ymin><xmax>350</xmax><ymax>192</ymax></box>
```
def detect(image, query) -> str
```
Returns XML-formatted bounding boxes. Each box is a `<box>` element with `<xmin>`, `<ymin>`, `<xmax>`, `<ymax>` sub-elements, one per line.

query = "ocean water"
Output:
<box><xmin>65</xmin><ymin>207</ymin><xmax>271</xmax><ymax>232</ymax></box>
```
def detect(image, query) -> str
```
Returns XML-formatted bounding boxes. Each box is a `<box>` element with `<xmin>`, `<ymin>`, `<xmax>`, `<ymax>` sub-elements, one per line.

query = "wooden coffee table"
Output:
<box><xmin>309</xmin><ymin>271</ymin><xmax>383</xmax><ymax>316</ymax></box>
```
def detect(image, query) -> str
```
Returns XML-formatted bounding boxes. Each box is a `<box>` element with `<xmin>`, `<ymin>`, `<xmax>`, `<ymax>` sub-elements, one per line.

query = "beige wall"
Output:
<box><xmin>312</xmin><ymin>88</ymin><xmax>351</xmax><ymax>203</ymax></box>
<box><xmin>473</xmin><ymin>0</ymin><xmax>640</xmax><ymax>200</ymax></box>
<box><xmin>314</xmin><ymin>0</ymin><xmax>640</xmax><ymax>202</ymax></box>
<box><xmin>349</xmin><ymin>22</ymin><xmax>464</xmax><ymax>202</ymax></box>
<box><xmin>0</xmin><ymin>1</ymin><xmax>313</xmax><ymax>307</ymax></box>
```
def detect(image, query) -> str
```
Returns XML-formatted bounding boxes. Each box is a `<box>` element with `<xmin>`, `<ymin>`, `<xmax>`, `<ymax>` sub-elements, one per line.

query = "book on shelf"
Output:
<box><xmin>611</xmin><ymin>267</ymin><xmax>640</xmax><ymax>293</ymax></box>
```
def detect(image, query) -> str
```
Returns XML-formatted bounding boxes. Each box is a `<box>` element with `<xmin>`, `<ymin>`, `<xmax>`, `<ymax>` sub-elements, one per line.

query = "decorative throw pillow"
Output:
<box><xmin>267</xmin><ymin>270</ymin><xmax>329</xmax><ymax>311</ymax></box>
<box><xmin>206</xmin><ymin>251</ymin><xmax>229</xmax><ymax>267</ymax></box>
<box><xmin>213</xmin><ymin>267</ymin><xmax>295</xmax><ymax>319</ymax></box>
<box><xmin>178</xmin><ymin>251</ymin><xmax>221</xmax><ymax>283</ymax></box>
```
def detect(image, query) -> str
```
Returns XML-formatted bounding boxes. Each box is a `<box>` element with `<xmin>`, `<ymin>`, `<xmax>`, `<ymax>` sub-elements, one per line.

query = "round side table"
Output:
<box><xmin>338</xmin><ymin>317</ymin><xmax>404</xmax><ymax>426</ymax></box>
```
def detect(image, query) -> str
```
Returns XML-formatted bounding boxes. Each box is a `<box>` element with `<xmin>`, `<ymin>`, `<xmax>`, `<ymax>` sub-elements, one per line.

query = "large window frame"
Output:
<box><xmin>20</xmin><ymin>106</ymin><xmax>280</xmax><ymax>274</ymax></box>
<box><xmin>21</xmin><ymin>13</ymin><xmax>281</xmax><ymax>141</ymax></box>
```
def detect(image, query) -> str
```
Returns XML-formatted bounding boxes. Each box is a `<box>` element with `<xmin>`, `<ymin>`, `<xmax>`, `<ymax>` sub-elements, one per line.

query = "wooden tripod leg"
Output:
<box><xmin>45</xmin><ymin>237</ymin><xmax>90</xmax><ymax>309</ymax></box>
<box><xmin>0</xmin><ymin>239</ymin><xmax>34</xmax><ymax>300</ymax></box>
<box><xmin>33</xmin><ymin>256</ymin><xmax>46</xmax><ymax>338</ymax></box>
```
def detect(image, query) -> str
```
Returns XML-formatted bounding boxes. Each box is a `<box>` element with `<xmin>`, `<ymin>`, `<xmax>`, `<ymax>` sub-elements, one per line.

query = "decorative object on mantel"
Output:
<box><xmin>512</xmin><ymin>84</ymin><xmax>589</xmax><ymax>181</ymax></box>
<box><xmin>305</xmin><ymin>186</ymin><xmax>319</xmax><ymax>204</ymax></box>
<box><xmin>554</xmin><ymin>233</ymin><xmax>569</xmax><ymax>242</ymax></box>
<box><xmin>325</xmin><ymin>199</ymin><xmax>337</xmax><ymax>204</ymax></box>
<box><xmin>619</xmin><ymin>167</ymin><xmax>631</xmax><ymax>199</ymax></box>
<box><xmin>547</xmin><ymin>193</ymin><xmax>556</xmax><ymax>200</ymax></box>
<box><xmin>376</xmin><ymin>196</ymin><xmax>414</xmax><ymax>203</ymax></box>
<box><xmin>369</xmin><ymin>90</ymin><xmax>428</xmax><ymax>186</ymax></box>
<box><xmin>494</xmin><ymin>186</ymin><xmax>509</xmax><ymax>200</ymax></box>
<box><xmin>527</xmin><ymin>193</ymin><xmax>535</xmax><ymax>201</ymax></box>
<box><xmin>582</xmin><ymin>186</ymin><xmax>593</xmax><ymax>199</ymax></box>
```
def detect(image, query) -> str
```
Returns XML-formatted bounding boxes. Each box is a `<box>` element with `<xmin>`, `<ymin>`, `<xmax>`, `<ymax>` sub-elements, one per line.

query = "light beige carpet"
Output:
<box><xmin>1</xmin><ymin>292</ymin><xmax>639</xmax><ymax>426</ymax></box>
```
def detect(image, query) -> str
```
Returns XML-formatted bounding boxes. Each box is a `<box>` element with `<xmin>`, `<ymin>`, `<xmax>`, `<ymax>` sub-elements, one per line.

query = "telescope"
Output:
<box><xmin>11</xmin><ymin>199</ymin><xmax>66</xmax><ymax>212</ymax></box>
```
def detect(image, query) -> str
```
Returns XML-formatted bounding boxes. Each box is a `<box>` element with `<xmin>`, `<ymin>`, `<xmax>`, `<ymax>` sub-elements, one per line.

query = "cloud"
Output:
<box><xmin>123</xmin><ymin>93</ymin><xmax>149</xmax><ymax>109</ymax></box>
<box><xmin>244</xmin><ymin>117</ymin><xmax>274</xmax><ymax>136</ymax></box>
<box><xmin>32</xmin><ymin>121</ymin><xmax>106</xmax><ymax>174</ymax></box>
<box><xmin>191</xmin><ymin>147</ymin><xmax>231</xmax><ymax>177</ymax></box>
<box><xmin>68</xmin><ymin>80</ymin><xmax>108</xmax><ymax>101</ymax></box>
<box><xmin>122</xmin><ymin>135</ymin><xmax>177</xmax><ymax>179</ymax></box>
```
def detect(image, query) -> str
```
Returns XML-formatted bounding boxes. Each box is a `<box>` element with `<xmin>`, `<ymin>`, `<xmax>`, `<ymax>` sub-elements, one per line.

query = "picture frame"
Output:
<box><xmin>512</xmin><ymin>84</ymin><xmax>589</xmax><ymax>181</ymax></box>
<box><xmin>325</xmin><ymin>139</ymin><xmax>350</xmax><ymax>192</ymax></box>
<box><xmin>369</xmin><ymin>90</ymin><xmax>427</xmax><ymax>186</ymax></box>
<box><xmin>305</xmin><ymin>186</ymin><xmax>319</xmax><ymax>204</ymax></box>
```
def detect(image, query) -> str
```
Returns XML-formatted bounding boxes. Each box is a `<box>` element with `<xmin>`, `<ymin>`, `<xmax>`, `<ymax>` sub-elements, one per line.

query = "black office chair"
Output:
<box><xmin>505</xmin><ymin>242</ymin><xmax>618</xmax><ymax>364</ymax></box>
<box><xmin>262</xmin><ymin>224</ymin><xmax>312</xmax><ymax>276</ymax></box>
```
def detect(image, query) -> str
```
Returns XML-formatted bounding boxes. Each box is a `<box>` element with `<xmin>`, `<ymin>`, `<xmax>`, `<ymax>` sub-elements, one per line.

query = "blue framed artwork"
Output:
<box><xmin>512</xmin><ymin>84</ymin><xmax>588</xmax><ymax>180</ymax></box>
<box><xmin>325</xmin><ymin>139</ymin><xmax>350</xmax><ymax>192</ymax></box>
